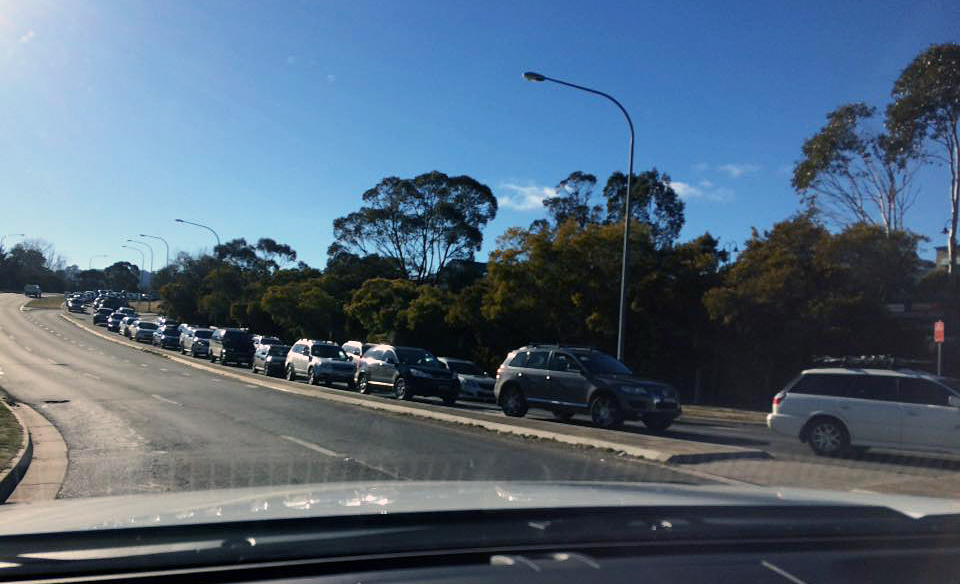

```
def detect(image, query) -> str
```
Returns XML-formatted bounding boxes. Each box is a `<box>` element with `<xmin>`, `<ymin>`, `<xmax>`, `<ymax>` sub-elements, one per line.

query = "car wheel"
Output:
<box><xmin>590</xmin><ymin>394</ymin><xmax>623</xmax><ymax>429</ymax></box>
<box><xmin>394</xmin><ymin>377</ymin><xmax>413</xmax><ymax>400</ymax></box>
<box><xmin>552</xmin><ymin>410</ymin><xmax>574</xmax><ymax>421</ymax></box>
<box><xmin>807</xmin><ymin>418</ymin><xmax>849</xmax><ymax>456</ymax></box>
<box><xmin>357</xmin><ymin>373</ymin><xmax>370</xmax><ymax>394</ymax></box>
<box><xmin>642</xmin><ymin>417</ymin><xmax>672</xmax><ymax>432</ymax></box>
<box><xmin>308</xmin><ymin>367</ymin><xmax>319</xmax><ymax>386</ymax></box>
<box><xmin>210</xmin><ymin>352</ymin><xmax>216</xmax><ymax>363</ymax></box>
<box><xmin>499</xmin><ymin>385</ymin><xmax>528</xmax><ymax>417</ymax></box>
<box><xmin>286</xmin><ymin>365</ymin><xmax>296</xmax><ymax>382</ymax></box>
<box><xmin>252</xmin><ymin>363</ymin><xmax>258</xmax><ymax>374</ymax></box>
<box><xmin>442</xmin><ymin>392</ymin><xmax>457</xmax><ymax>406</ymax></box>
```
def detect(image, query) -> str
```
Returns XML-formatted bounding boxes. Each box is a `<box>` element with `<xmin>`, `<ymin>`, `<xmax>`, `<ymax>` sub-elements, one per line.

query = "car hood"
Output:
<box><xmin>1</xmin><ymin>481</ymin><xmax>959</xmax><ymax>536</ymax></box>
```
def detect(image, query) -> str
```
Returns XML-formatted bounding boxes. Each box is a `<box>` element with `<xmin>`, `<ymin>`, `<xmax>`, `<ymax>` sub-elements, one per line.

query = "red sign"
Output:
<box><xmin>935</xmin><ymin>320</ymin><xmax>945</xmax><ymax>343</ymax></box>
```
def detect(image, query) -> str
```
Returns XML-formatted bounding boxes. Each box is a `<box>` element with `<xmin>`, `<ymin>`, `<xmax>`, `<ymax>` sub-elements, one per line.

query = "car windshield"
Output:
<box><xmin>312</xmin><ymin>345</ymin><xmax>347</xmax><ymax>359</ymax></box>
<box><xmin>570</xmin><ymin>350</ymin><xmax>633</xmax><ymax>375</ymax></box>
<box><xmin>397</xmin><ymin>348</ymin><xmax>440</xmax><ymax>367</ymax></box>
<box><xmin>7</xmin><ymin>2</ymin><xmax>960</xmax><ymax>562</ymax></box>
<box><xmin>447</xmin><ymin>361</ymin><xmax>484</xmax><ymax>376</ymax></box>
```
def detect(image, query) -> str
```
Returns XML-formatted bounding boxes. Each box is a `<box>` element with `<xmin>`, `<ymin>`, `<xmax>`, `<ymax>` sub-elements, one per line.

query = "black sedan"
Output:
<box><xmin>152</xmin><ymin>325</ymin><xmax>181</xmax><ymax>349</ymax></box>
<box><xmin>92</xmin><ymin>308</ymin><xmax>114</xmax><ymax>326</ymax></box>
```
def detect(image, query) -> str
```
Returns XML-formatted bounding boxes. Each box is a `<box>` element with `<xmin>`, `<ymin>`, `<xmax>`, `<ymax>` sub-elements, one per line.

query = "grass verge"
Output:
<box><xmin>682</xmin><ymin>404</ymin><xmax>767</xmax><ymax>424</ymax></box>
<box><xmin>0</xmin><ymin>391</ymin><xmax>23</xmax><ymax>472</ymax></box>
<box><xmin>24</xmin><ymin>296</ymin><xmax>64</xmax><ymax>309</ymax></box>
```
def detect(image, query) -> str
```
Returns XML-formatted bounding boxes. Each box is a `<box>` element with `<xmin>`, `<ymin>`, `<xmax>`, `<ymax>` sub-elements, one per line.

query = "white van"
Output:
<box><xmin>768</xmin><ymin>367</ymin><xmax>960</xmax><ymax>456</ymax></box>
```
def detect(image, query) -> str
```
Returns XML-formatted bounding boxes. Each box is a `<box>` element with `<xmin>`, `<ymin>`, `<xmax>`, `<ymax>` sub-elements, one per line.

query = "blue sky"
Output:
<box><xmin>0</xmin><ymin>0</ymin><xmax>957</xmax><ymax>270</ymax></box>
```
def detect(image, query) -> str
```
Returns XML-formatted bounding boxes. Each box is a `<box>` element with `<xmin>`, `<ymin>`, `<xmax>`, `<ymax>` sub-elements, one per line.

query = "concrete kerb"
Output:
<box><xmin>57</xmin><ymin>313</ymin><xmax>771</xmax><ymax>465</ymax></box>
<box><xmin>0</xmin><ymin>399</ymin><xmax>33</xmax><ymax>503</ymax></box>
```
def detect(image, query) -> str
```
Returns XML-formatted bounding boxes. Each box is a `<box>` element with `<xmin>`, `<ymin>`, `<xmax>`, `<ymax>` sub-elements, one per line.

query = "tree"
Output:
<box><xmin>103</xmin><ymin>261</ymin><xmax>140</xmax><ymax>291</ymax></box>
<box><xmin>344</xmin><ymin>278</ymin><xmax>419</xmax><ymax>341</ymax></box>
<box><xmin>541</xmin><ymin>171</ymin><xmax>603</xmax><ymax>228</ymax></box>
<box><xmin>261</xmin><ymin>279</ymin><xmax>338</xmax><ymax>340</ymax></box>
<box><xmin>332</xmin><ymin>171</ymin><xmax>498</xmax><ymax>282</ymax></box>
<box><xmin>887</xmin><ymin>43</ymin><xmax>960</xmax><ymax>272</ymax></box>
<box><xmin>75</xmin><ymin>269</ymin><xmax>106</xmax><ymax>291</ymax></box>
<box><xmin>603</xmin><ymin>169</ymin><xmax>685</xmax><ymax>247</ymax></box>
<box><xmin>793</xmin><ymin>103</ymin><xmax>918</xmax><ymax>234</ymax></box>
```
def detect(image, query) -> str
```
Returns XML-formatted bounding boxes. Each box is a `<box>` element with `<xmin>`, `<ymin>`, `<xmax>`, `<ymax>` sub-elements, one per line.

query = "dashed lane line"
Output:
<box><xmin>280</xmin><ymin>435</ymin><xmax>339</xmax><ymax>457</ymax></box>
<box><xmin>151</xmin><ymin>394</ymin><xmax>182</xmax><ymax>407</ymax></box>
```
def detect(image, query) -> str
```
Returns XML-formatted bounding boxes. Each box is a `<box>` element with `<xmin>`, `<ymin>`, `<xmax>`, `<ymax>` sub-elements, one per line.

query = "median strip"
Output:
<box><xmin>58</xmin><ymin>313</ymin><xmax>770</xmax><ymax>465</ymax></box>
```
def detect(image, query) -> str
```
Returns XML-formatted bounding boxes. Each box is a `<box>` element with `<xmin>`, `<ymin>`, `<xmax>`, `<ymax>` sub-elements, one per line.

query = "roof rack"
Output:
<box><xmin>813</xmin><ymin>355</ymin><xmax>933</xmax><ymax>370</ymax></box>
<box><xmin>526</xmin><ymin>342</ymin><xmax>600</xmax><ymax>351</ymax></box>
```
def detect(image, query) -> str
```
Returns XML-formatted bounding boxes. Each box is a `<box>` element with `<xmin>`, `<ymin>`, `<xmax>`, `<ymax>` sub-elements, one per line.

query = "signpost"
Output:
<box><xmin>935</xmin><ymin>320</ymin><xmax>945</xmax><ymax>375</ymax></box>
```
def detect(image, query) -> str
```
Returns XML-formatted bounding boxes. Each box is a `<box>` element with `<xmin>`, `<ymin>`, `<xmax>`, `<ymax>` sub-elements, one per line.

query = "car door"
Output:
<box><xmin>835</xmin><ymin>375</ymin><xmax>901</xmax><ymax>445</ymax></box>
<box><xmin>292</xmin><ymin>345</ymin><xmax>308</xmax><ymax>375</ymax></box>
<box><xmin>898</xmin><ymin>378</ymin><xmax>960</xmax><ymax>451</ymax></box>
<box><xmin>381</xmin><ymin>349</ymin><xmax>400</xmax><ymax>386</ymax></box>
<box><xmin>546</xmin><ymin>351</ymin><xmax>588</xmax><ymax>408</ymax></box>
<box><xmin>361</xmin><ymin>349</ymin><xmax>382</xmax><ymax>385</ymax></box>
<box><xmin>513</xmin><ymin>350</ymin><xmax>551</xmax><ymax>403</ymax></box>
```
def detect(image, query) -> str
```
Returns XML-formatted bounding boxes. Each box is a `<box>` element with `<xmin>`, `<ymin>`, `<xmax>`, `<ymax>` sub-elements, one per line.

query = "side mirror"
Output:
<box><xmin>566</xmin><ymin>362</ymin><xmax>582</xmax><ymax>373</ymax></box>
<box><xmin>949</xmin><ymin>395</ymin><xmax>960</xmax><ymax>408</ymax></box>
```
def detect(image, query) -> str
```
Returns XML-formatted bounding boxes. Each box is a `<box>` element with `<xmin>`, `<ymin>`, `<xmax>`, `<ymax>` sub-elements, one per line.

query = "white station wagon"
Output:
<box><xmin>768</xmin><ymin>366</ymin><xmax>960</xmax><ymax>456</ymax></box>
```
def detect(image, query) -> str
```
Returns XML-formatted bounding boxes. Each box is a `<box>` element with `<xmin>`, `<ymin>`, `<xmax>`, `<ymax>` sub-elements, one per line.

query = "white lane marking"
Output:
<box><xmin>123</xmin><ymin>359</ymin><xmax>130</xmax><ymax>363</ymax></box>
<box><xmin>761</xmin><ymin>561</ymin><xmax>807</xmax><ymax>584</ymax></box>
<box><xmin>281</xmin><ymin>435</ymin><xmax>339</xmax><ymax>457</ymax></box>
<box><xmin>83</xmin><ymin>373</ymin><xmax>101</xmax><ymax>380</ymax></box>
<box><xmin>159</xmin><ymin>368</ymin><xmax>168</xmax><ymax>372</ymax></box>
<box><xmin>9</xmin><ymin>335</ymin><xmax>14</xmax><ymax>341</ymax></box>
<box><xmin>181</xmin><ymin>372</ymin><xmax>191</xmax><ymax>377</ymax></box>
<box><xmin>23</xmin><ymin>346</ymin><xmax>31</xmax><ymax>353</ymax></box>
<box><xmin>151</xmin><ymin>394</ymin><xmax>181</xmax><ymax>407</ymax></box>
<box><xmin>244</xmin><ymin>384</ymin><xmax>257</xmax><ymax>388</ymax></box>
<box><xmin>46</xmin><ymin>358</ymin><xmax>57</xmax><ymax>364</ymax></box>
<box><xmin>140</xmin><ymin>363</ymin><xmax>148</xmax><ymax>367</ymax></box>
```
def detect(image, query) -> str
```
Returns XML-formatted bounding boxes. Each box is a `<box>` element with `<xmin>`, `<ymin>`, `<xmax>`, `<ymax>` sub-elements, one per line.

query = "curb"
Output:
<box><xmin>0</xmin><ymin>399</ymin><xmax>33</xmax><ymax>504</ymax></box>
<box><xmin>58</xmin><ymin>314</ymin><xmax>771</xmax><ymax>465</ymax></box>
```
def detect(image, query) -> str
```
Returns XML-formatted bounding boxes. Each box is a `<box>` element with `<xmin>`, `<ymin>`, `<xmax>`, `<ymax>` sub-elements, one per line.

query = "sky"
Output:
<box><xmin>0</xmin><ymin>0</ymin><xmax>958</xmax><ymax>271</ymax></box>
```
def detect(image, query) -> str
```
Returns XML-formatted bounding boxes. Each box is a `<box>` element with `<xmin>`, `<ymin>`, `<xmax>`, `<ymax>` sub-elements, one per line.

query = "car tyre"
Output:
<box><xmin>500</xmin><ymin>385</ymin><xmax>528</xmax><ymax>417</ymax></box>
<box><xmin>642</xmin><ymin>417</ymin><xmax>673</xmax><ymax>432</ymax></box>
<box><xmin>552</xmin><ymin>410</ymin><xmax>574</xmax><ymax>421</ymax></box>
<box><xmin>308</xmin><ymin>367</ymin><xmax>319</xmax><ymax>386</ymax></box>
<box><xmin>394</xmin><ymin>377</ymin><xmax>412</xmax><ymax>400</ymax></box>
<box><xmin>807</xmin><ymin>417</ymin><xmax>849</xmax><ymax>456</ymax></box>
<box><xmin>286</xmin><ymin>365</ymin><xmax>297</xmax><ymax>382</ymax></box>
<box><xmin>442</xmin><ymin>392</ymin><xmax>457</xmax><ymax>406</ymax></box>
<box><xmin>590</xmin><ymin>393</ymin><xmax>624</xmax><ymax>429</ymax></box>
<box><xmin>252</xmin><ymin>363</ymin><xmax>259</xmax><ymax>374</ymax></box>
<box><xmin>357</xmin><ymin>373</ymin><xmax>370</xmax><ymax>394</ymax></box>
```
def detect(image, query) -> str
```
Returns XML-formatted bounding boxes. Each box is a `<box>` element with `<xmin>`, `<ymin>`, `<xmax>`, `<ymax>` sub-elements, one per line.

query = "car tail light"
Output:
<box><xmin>772</xmin><ymin>392</ymin><xmax>784</xmax><ymax>408</ymax></box>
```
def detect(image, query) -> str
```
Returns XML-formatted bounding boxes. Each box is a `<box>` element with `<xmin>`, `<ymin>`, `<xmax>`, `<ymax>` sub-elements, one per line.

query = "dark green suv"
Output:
<box><xmin>493</xmin><ymin>344</ymin><xmax>681</xmax><ymax>430</ymax></box>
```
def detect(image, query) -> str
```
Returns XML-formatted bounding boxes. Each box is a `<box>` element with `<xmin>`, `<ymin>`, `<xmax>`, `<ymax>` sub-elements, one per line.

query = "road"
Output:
<box><xmin>0</xmin><ymin>293</ymin><xmax>700</xmax><ymax>498</ymax></box>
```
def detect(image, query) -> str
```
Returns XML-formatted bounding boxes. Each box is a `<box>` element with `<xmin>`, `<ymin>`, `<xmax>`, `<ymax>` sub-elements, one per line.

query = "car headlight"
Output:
<box><xmin>409</xmin><ymin>368</ymin><xmax>431</xmax><ymax>378</ymax></box>
<box><xmin>618</xmin><ymin>386</ymin><xmax>649</xmax><ymax>395</ymax></box>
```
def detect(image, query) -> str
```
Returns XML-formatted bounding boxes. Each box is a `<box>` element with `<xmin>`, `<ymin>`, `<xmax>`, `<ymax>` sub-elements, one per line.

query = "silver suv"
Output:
<box><xmin>494</xmin><ymin>344</ymin><xmax>681</xmax><ymax>430</ymax></box>
<box><xmin>285</xmin><ymin>339</ymin><xmax>356</xmax><ymax>386</ymax></box>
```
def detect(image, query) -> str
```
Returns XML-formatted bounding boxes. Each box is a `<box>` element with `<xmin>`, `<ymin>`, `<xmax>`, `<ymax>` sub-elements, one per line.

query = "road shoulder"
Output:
<box><xmin>0</xmin><ymin>396</ymin><xmax>32</xmax><ymax>503</ymax></box>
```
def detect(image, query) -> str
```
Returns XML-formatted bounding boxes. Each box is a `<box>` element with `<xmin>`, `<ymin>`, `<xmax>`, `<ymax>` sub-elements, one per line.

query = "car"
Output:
<box><xmin>494</xmin><ymin>344</ymin><xmax>681</xmax><ymax>431</ymax></box>
<box><xmin>105</xmin><ymin>312</ymin><xmax>127</xmax><ymax>332</ymax></box>
<box><xmin>252</xmin><ymin>335</ymin><xmax>282</xmax><ymax>351</ymax></box>
<box><xmin>208</xmin><ymin>328</ymin><xmax>255</xmax><ymax>366</ymax></box>
<box><xmin>354</xmin><ymin>344</ymin><xmax>458</xmax><ymax>404</ymax></box>
<box><xmin>115</xmin><ymin>307</ymin><xmax>137</xmax><ymax>317</ymax></box>
<box><xmin>119</xmin><ymin>316</ymin><xmax>139</xmax><ymax>337</ymax></box>
<box><xmin>253</xmin><ymin>344</ymin><xmax>291</xmax><ymax>377</ymax></box>
<box><xmin>180</xmin><ymin>327</ymin><xmax>213</xmax><ymax>357</ymax></box>
<box><xmin>152</xmin><ymin>324</ymin><xmax>181</xmax><ymax>349</ymax></box>
<box><xmin>438</xmin><ymin>357</ymin><xmax>496</xmax><ymax>402</ymax></box>
<box><xmin>284</xmin><ymin>339</ymin><xmax>357</xmax><ymax>386</ymax></box>
<box><xmin>155</xmin><ymin>317</ymin><xmax>179</xmax><ymax>328</ymax></box>
<box><xmin>65</xmin><ymin>298</ymin><xmax>85</xmax><ymax>313</ymax></box>
<box><xmin>23</xmin><ymin>284</ymin><xmax>41</xmax><ymax>298</ymax></box>
<box><xmin>768</xmin><ymin>358</ymin><xmax>960</xmax><ymax>457</ymax></box>
<box><xmin>342</xmin><ymin>341</ymin><xmax>375</xmax><ymax>362</ymax></box>
<box><xmin>95</xmin><ymin>296</ymin><xmax>129</xmax><ymax>311</ymax></box>
<box><xmin>130</xmin><ymin>321</ymin><xmax>158</xmax><ymax>342</ymax></box>
<box><xmin>92</xmin><ymin>307</ymin><xmax>115</xmax><ymax>326</ymax></box>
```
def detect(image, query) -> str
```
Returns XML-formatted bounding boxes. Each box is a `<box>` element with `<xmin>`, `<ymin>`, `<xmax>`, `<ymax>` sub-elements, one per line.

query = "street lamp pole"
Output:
<box><xmin>174</xmin><ymin>218</ymin><xmax>221</xmax><ymax>250</ymax></box>
<box><xmin>522</xmin><ymin>71</ymin><xmax>635</xmax><ymax>361</ymax></box>
<box><xmin>88</xmin><ymin>254</ymin><xmax>108</xmax><ymax>269</ymax></box>
<box><xmin>139</xmin><ymin>234</ymin><xmax>170</xmax><ymax>268</ymax></box>
<box><xmin>120</xmin><ymin>245</ymin><xmax>145</xmax><ymax>291</ymax></box>
<box><xmin>127</xmin><ymin>240</ymin><xmax>154</xmax><ymax>279</ymax></box>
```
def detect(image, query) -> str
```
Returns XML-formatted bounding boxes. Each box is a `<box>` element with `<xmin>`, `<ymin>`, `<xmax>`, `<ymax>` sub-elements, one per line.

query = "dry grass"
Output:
<box><xmin>24</xmin><ymin>295</ymin><xmax>64</xmax><ymax>309</ymax></box>
<box><xmin>0</xmin><ymin>392</ymin><xmax>23</xmax><ymax>472</ymax></box>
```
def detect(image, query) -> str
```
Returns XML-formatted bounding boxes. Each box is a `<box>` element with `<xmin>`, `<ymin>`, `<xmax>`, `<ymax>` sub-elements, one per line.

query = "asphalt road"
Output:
<box><xmin>0</xmin><ymin>293</ymin><xmax>702</xmax><ymax>498</ymax></box>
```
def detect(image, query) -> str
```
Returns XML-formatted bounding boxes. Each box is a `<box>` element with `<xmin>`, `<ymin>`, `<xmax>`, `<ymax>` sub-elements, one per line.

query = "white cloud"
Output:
<box><xmin>19</xmin><ymin>30</ymin><xmax>35</xmax><ymax>43</ymax></box>
<box><xmin>498</xmin><ymin>183</ymin><xmax>554</xmax><ymax>211</ymax></box>
<box><xmin>717</xmin><ymin>163</ymin><xmax>760</xmax><ymax>178</ymax></box>
<box><xmin>671</xmin><ymin>180</ymin><xmax>733</xmax><ymax>203</ymax></box>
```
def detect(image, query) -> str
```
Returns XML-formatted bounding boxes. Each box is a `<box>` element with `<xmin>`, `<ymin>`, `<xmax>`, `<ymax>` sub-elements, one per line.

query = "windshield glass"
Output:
<box><xmin>138</xmin><ymin>323</ymin><xmax>157</xmax><ymax>330</ymax></box>
<box><xmin>268</xmin><ymin>345</ymin><xmax>291</xmax><ymax>356</ymax></box>
<box><xmin>447</xmin><ymin>361</ymin><xmax>484</xmax><ymax>376</ymax></box>
<box><xmin>312</xmin><ymin>345</ymin><xmax>347</xmax><ymax>359</ymax></box>
<box><xmin>259</xmin><ymin>337</ymin><xmax>280</xmax><ymax>345</ymax></box>
<box><xmin>194</xmin><ymin>330</ymin><xmax>212</xmax><ymax>339</ymax></box>
<box><xmin>397</xmin><ymin>348</ymin><xmax>440</xmax><ymax>367</ymax></box>
<box><xmin>571</xmin><ymin>351</ymin><xmax>633</xmax><ymax>375</ymax></box>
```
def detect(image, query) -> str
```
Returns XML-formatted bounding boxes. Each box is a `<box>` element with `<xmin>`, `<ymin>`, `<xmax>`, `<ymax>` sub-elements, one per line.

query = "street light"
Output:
<box><xmin>522</xmin><ymin>71</ymin><xmax>635</xmax><ymax>361</ymax></box>
<box><xmin>139</xmin><ymin>233</ymin><xmax>170</xmax><ymax>267</ymax></box>
<box><xmin>1</xmin><ymin>233</ymin><xmax>24</xmax><ymax>249</ymax></box>
<box><xmin>88</xmin><ymin>254</ymin><xmax>108</xmax><ymax>269</ymax></box>
<box><xmin>175</xmin><ymin>218</ymin><xmax>221</xmax><ymax>248</ymax></box>
<box><xmin>127</xmin><ymin>239</ymin><xmax>154</xmax><ymax>279</ymax></box>
<box><xmin>121</xmin><ymin>245</ymin><xmax>145</xmax><ymax>290</ymax></box>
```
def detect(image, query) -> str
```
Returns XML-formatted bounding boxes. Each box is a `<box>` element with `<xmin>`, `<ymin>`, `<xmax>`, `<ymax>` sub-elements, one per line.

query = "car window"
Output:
<box><xmin>447</xmin><ymin>361</ymin><xmax>484</xmax><ymax>375</ymax></box>
<box><xmin>899</xmin><ymin>378</ymin><xmax>951</xmax><ymax>406</ymax></box>
<box><xmin>311</xmin><ymin>344</ymin><xmax>346</xmax><ymax>359</ymax></box>
<box><xmin>268</xmin><ymin>345</ymin><xmax>290</xmax><ymax>357</ymax></box>
<box><xmin>523</xmin><ymin>351</ymin><xmax>550</xmax><ymax>370</ymax></box>
<box><xmin>549</xmin><ymin>352</ymin><xmax>575</xmax><ymax>371</ymax></box>
<box><xmin>139</xmin><ymin>323</ymin><xmax>157</xmax><ymax>330</ymax></box>
<box><xmin>396</xmin><ymin>348</ymin><xmax>440</xmax><ymax>367</ymax></box>
<box><xmin>507</xmin><ymin>352</ymin><xmax>528</xmax><ymax>367</ymax></box>
<box><xmin>569</xmin><ymin>350</ymin><xmax>631</xmax><ymax>375</ymax></box>
<box><xmin>845</xmin><ymin>375</ymin><xmax>897</xmax><ymax>401</ymax></box>
<box><xmin>790</xmin><ymin>374</ymin><xmax>853</xmax><ymax>397</ymax></box>
<box><xmin>366</xmin><ymin>349</ymin><xmax>383</xmax><ymax>361</ymax></box>
<box><xmin>194</xmin><ymin>330</ymin><xmax>212</xmax><ymax>339</ymax></box>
